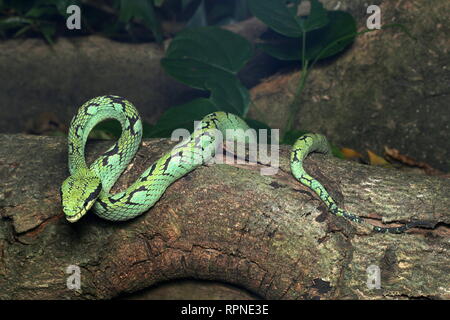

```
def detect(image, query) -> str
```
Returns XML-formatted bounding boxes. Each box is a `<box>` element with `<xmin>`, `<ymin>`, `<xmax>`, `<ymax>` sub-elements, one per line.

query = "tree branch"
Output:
<box><xmin>0</xmin><ymin>134</ymin><xmax>448</xmax><ymax>299</ymax></box>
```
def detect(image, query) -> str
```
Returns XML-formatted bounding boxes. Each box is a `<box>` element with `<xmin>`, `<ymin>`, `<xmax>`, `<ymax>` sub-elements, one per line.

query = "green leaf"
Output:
<box><xmin>161</xmin><ymin>27</ymin><xmax>253</xmax><ymax>116</ymax></box>
<box><xmin>118</xmin><ymin>0</ymin><xmax>163</xmax><ymax>43</ymax></box>
<box><xmin>0</xmin><ymin>17</ymin><xmax>32</xmax><ymax>32</ymax></box>
<box><xmin>301</xmin><ymin>0</ymin><xmax>328</xmax><ymax>33</ymax></box>
<box><xmin>153</xmin><ymin>0</ymin><xmax>165</xmax><ymax>7</ymax></box>
<box><xmin>186</xmin><ymin>0</ymin><xmax>207</xmax><ymax>27</ymax></box>
<box><xmin>208</xmin><ymin>74</ymin><xmax>250</xmax><ymax>116</ymax></box>
<box><xmin>308</xmin><ymin>10</ymin><xmax>356</xmax><ymax>61</ymax></box>
<box><xmin>207</xmin><ymin>1</ymin><xmax>234</xmax><ymax>25</ymax></box>
<box><xmin>244</xmin><ymin>118</ymin><xmax>272</xmax><ymax>131</ymax></box>
<box><xmin>145</xmin><ymin>98</ymin><xmax>220</xmax><ymax>138</ymax></box>
<box><xmin>330</xmin><ymin>145</ymin><xmax>344</xmax><ymax>159</ymax></box>
<box><xmin>1</xmin><ymin>1</ymin><xmax>32</xmax><ymax>14</ymax></box>
<box><xmin>258</xmin><ymin>11</ymin><xmax>356</xmax><ymax>62</ymax></box>
<box><xmin>164</xmin><ymin>27</ymin><xmax>252</xmax><ymax>78</ymax></box>
<box><xmin>248</xmin><ymin>0</ymin><xmax>328</xmax><ymax>37</ymax></box>
<box><xmin>181</xmin><ymin>0</ymin><xmax>197</xmax><ymax>10</ymax></box>
<box><xmin>257</xmin><ymin>36</ymin><xmax>304</xmax><ymax>61</ymax></box>
<box><xmin>141</xmin><ymin>122</ymin><xmax>154</xmax><ymax>138</ymax></box>
<box><xmin>24</xmin><ymin>5</ymin><xmax>58</xmax><ymax>18</ymax></box>
<box><xmin>52</xmin><ymin>0</ymin><xmax>78</xmax><ymax>16</ymax></box>
<box><xmin>12</xmin><ymin>24</ymin><xmax>32</xmax><ymax>38</ymax></box>
<box><xmin>39</xmin><ymin>23</ymin><xmax>56</xmax><ymax>44</ymax></box>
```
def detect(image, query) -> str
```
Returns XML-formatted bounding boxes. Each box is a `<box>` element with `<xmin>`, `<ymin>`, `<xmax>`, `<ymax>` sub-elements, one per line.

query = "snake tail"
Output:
<box><xmin>290</xmin><ymin>133</ymin><xmax>414</xmax><ymax>234</ymax></box>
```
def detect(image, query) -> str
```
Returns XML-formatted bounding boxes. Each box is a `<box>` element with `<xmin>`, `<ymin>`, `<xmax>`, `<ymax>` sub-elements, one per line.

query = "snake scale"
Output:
<box><xmin>61</xmin><ymin>95</ymin><xmax>417</xmax><ymax>233</ymax></box>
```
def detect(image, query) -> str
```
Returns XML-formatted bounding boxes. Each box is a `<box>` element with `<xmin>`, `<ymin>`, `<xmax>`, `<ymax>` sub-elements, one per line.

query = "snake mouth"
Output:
<box><xmin>65</xmin><ymin>209</ymin><xmax>86</xmax><ymax>223</ymax></box>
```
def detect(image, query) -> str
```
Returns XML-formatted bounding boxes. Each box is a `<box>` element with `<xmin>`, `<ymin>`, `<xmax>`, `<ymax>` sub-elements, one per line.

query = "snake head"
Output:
<box><xmin>61</xmin><ymin>168</ymin><xmax>102</xmax><ymax>223</ymax></box>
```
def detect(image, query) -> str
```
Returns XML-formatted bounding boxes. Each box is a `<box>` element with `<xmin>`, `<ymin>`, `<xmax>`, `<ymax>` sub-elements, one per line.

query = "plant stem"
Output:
<box><xmin>284</xmin><ymin>23</ymin><xmax>414</xmax><ymax>137</ymax></box>
<box><xmin>285</xmin><ymin>29</ymin><xmax>309</xmax><ymax>136</ymax></box>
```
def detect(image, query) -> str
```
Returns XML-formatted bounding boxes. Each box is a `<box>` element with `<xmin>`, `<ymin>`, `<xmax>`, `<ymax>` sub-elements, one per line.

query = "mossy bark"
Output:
<box><xmin>0</xmin><ymin>134</ymin><xmax>448</xmax><ymax>299</ymax></box>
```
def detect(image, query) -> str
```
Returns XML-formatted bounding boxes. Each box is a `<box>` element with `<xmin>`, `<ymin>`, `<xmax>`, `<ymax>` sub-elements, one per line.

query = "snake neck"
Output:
<box><xmin>68</xmin><ymin>95</ymin><xmax>143</xmax><ymax>192</ymax></box>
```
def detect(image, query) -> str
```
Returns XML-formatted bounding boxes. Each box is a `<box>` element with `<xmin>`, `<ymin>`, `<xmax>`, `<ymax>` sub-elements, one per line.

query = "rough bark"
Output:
<box><xmin>0</xmin><ymin>134</ymin><xmax>448</xmax><ymax>299</ymax></box>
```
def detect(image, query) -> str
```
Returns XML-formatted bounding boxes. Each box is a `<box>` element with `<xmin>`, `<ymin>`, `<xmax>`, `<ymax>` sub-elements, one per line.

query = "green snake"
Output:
<box><xmin>61</xmin><ymin>95</ymin><xmax>417</xmax><ymax>233</ymax></box>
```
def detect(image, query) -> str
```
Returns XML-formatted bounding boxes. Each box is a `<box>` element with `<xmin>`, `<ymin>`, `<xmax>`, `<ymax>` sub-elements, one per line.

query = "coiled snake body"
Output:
<box><xmin>61</xmin><ymin>95</ymin><xmax>416</xmax><ymax>233</ymax></box>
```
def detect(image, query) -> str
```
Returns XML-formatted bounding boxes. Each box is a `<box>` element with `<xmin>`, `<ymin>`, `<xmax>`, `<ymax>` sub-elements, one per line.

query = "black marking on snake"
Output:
<box><xmin>84</xmin><ymin>184</ymin><xmax>102</xmax><ymax>207</ymax></box>
<box><xmin>225</xmin><ymin>112</ymin><xmax>233</xmax><ymax>121</ymax></box>
<box><xmin>209</xmin><ymin>116</ymin><xmax>221</xmax><ymax>128</ymax></box>
<box><xmin>102</xmin><ymin>144</ymin><xmax>120</xmax><ymax>166</ymax></box>
<box><xmin>105</xmin><ymin>95</ymin><xmax>123</xmax><ymax>102</ymax></box>
<box><xmin>127</xmin><ymin>114</ymin><xmax>140</xmax><ymax>136</ymax></box>
<box><xmin>193</xmin><ymin>134</ymin><xmax>204</xmax><ymax>147</ymax></box>
<box><xmin>326</xmin><ymin>195</ymin><xmax>333</xmax><ymax>204</ymax></box>
<box><xmin>196</xmin><ymin>131</ymin><xmax>216</xmax><ymax>146</ymax></box>
<box><xmin>342</xmin><ymin>211</ymin><xmax>361</xmax><ymax>223</ymax></box>
<box><xmin>294</xmin><ymin>136</ymin><xmax>311</xmax><ymax>150</ymax></box>
<box><xmin>84</xmin><ymin>102</ymin><xmax>99</xmax><ymax>115</ymax></box>
<box><xmin>292</xmin><ymin>150</ymin><xmax>301</xmax><ymax>162</ymax></box>
<box><xmin>97</xmin><ymin>198</ymin><xmax>108</xmax><ymax>210</ymax></box>
<box><xmin>140</xmin><ymin>164</ymin><xmax>157</xmax><ymax>182</ymax></box>
<box><xmin>300</xmin><ymin>176</ymin><xmax>314</xmax><ymax>185</ymax></box>
<box><xmin>126</xmin><ymin>186</ymin><xmax>148</xmax><ymax>205</ymax></box>
<box><xmin>160</xmin><ymin>155</ymin><xmax>173</xmax><ymax>172</ymax></box>
<box><xmin>105</xmin><ymin>95</ymin><xmax>127</xmax><ymax>112</ymax></box>
<box><xmin>74</xmin><ymin>125</ymin><xmax>82</xmax><ymax>138</ymax></box>
<box><xmin>72</xmin><ymin>143</ymin><xmax>81</xmax><ymax>155</ymax></box>
<box><xmin>328</xmin><ymin>204</ymin><xmax>338</xmax><ymax>214</ymax></box>
<box><xmin>109</xmin><ymin>193</ymin><xmax>126</xmax><ymax>204</ymax></box>
<box><xmin>200</xmin><ymin>120</ymin><xmax>212</xmax><ymax>130</ymax></box>
<box><xmin>162</xmin><ymin>171</ymin><xmax>177</xmax><ymax>178</ymax></box>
